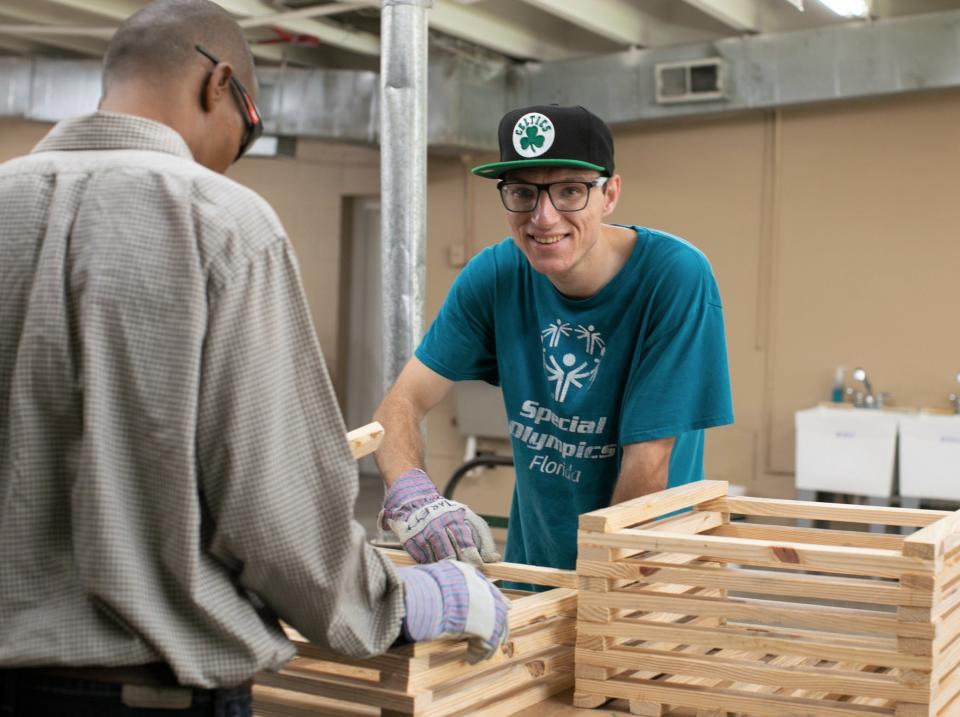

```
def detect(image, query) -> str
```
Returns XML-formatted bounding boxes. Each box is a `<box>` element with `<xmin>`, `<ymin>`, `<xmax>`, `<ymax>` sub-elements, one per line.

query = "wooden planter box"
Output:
<box><xmin>253</xmin><ymin>549</ymin><xmax>577</xmax><ymax>717</ymax></box>
<box><xmin>574</xmin><ymin>480</ymin><xmax>960</xmax><ymax>717</ymax></box>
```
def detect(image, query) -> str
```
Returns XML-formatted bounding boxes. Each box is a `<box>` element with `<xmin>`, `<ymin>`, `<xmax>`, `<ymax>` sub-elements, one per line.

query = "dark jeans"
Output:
<box><xmin>0</xmin><ymin>670</ymin><xmax>251</xmax><ymax>717</ymax></box>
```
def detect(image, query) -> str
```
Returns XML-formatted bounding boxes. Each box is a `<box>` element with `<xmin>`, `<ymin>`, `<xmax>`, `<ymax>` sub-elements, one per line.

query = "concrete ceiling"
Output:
<box><xmin>1</xmin><ymin>0</ymin><xmax>960</xmax><ymax>70</ymax></box>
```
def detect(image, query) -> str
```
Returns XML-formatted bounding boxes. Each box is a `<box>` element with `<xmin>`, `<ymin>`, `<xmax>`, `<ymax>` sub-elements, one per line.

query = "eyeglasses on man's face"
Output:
<box><xmin>497</xmin><ymin>177</ymin><xmax>609</xmax><ymax>213</ymax></box>
<box><xmin>195</xmin><ymin>44</ymin><xmax>263</xmax><ymax>161</ymax></box>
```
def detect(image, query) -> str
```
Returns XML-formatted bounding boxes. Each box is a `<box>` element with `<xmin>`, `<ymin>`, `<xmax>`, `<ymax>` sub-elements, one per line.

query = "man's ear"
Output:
<box><xmin>200</xmin><ymin>62</ymin><xmax>234</xmax><ymax>114</ymax></box>
<box><xmin>601</xmin><ymin>174</ymin><xmax>622</xmax><ymax>217</ymax></box>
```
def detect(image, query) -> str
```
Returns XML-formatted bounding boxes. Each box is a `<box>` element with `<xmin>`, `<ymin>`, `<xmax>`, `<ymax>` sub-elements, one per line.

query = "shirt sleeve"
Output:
<box><xmin>415</xmin><ymin>247</ymin><xmax>500</xmax><ymax>385</ymax></box>
<box><xmin>620</xmin><ymin>249</ymin><xmax>734</xmax><ymax>444</ymax></box>
<box><xmin>196</xmin><ymin>238</ymin><xmax>404</xmax><ymax>658</ymax></box>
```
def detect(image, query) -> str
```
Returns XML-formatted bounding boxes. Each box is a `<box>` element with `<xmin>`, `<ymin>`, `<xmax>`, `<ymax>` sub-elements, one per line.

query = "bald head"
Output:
<box><xmin>103</xmin><ymin>0</ymin><xmax>255</xmax><ymax>95</ymax></box>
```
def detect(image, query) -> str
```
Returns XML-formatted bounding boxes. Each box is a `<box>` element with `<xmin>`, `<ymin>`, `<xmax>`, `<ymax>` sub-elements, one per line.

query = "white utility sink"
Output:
<box><xmin>794</xmin><ymin>406</ymin><xmax>900</xmax><ymax>499</ymax></box>
<box><xmin>899</xmin><ymin>413</ymin><xmax>960</xmax><ymax>501</ymax></box>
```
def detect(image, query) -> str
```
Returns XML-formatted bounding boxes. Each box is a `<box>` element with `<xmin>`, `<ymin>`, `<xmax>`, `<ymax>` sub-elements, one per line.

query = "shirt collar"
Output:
<box><xmin>32</xmin><ymin>111</ymin><xmax>194</xmax><ymax>160</ymax></box>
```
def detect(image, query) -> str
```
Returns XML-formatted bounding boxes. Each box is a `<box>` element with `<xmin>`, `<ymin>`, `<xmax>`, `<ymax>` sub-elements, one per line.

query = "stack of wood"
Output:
<box><xmin>253</xmin><ymin>549</ymin><xmax>577</xmax><ymax>717</ymax></box>
<box><xmin>574</xmin><ymin>480</ymin><xmax>960</xmax><ymax>717</ymax></box>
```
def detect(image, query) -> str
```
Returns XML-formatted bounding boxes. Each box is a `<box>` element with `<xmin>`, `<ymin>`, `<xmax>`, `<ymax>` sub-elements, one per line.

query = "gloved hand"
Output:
<box><xmin>380</xmin><ymin>469</ymin><xmax>501</xmax><ymax>566</ymax></box>
<box><xmin>397</xmin><ymin>561</ymin><xmax>510</xmax><ymax>663</ymax></box>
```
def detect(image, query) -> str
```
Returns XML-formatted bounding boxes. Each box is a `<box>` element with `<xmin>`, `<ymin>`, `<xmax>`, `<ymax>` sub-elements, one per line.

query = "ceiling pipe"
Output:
<box><xmin>379</xmin><ymin>0</ymin><xmax>431</xmax><ymax>394</ymax></box>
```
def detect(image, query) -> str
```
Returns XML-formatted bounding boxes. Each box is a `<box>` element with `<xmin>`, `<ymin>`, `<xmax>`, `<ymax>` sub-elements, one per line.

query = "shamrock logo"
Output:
<box><xmin>512</xmin><ymin>112</ymin><xmax>555</xmax><ymax>157</ymax></box>
<box><xmin>520</xmin><ymin>126</ymin><xmax>545</xmax><ymax>151</ymax></box>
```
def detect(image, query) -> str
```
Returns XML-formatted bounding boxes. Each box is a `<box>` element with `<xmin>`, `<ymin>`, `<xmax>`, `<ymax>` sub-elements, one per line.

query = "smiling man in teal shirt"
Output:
<box><xmin>374</xmin><ymin>104</ymin><xmax>734</xmax><ymax>576</ymax></box>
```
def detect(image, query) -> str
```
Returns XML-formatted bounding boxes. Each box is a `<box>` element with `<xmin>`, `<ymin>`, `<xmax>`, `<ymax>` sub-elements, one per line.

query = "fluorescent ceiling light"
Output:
<box><xmin>816</xmin><ymin>0</ymin><xmax>869</xmax><ymax>17</ymax></box>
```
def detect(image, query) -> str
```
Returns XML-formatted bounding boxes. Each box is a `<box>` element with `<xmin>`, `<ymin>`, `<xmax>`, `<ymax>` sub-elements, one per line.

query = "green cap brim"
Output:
<box><xmin>471</xmin><ymin>158</ymin><xmax>606</xmax><ymax>179</ymax></box>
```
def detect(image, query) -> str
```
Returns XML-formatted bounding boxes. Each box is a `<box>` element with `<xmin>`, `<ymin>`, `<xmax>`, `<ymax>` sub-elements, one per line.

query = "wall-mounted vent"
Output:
<box><xmin>655</xmin><ymin>58</ymin><xmax>724</xmax><ymax>104</ymax></box>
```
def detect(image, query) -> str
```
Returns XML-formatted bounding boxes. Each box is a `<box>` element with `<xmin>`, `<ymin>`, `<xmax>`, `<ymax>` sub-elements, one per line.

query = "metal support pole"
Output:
<box><xmin>380</xmin><ymin>0</ymin><xmax>431</xmax><ymax>395</ymax></box>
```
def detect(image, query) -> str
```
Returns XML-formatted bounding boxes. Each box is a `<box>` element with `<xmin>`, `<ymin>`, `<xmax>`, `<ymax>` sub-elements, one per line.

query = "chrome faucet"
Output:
<box><xmin>949</xmin><ymin>372</ymin><xmax>960</xmax><ymax>415</ymax></box>
<box><xmin>848</xmin><ymin>366</ymin><xmax>889</xmax><ymax>409</ymax></box>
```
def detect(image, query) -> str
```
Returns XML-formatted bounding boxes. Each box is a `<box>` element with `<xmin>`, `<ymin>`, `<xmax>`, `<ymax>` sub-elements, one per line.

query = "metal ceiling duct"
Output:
<box><xmin>1</xmin><ymin>10</ymin><xmax>959</xmax><ymax>151</ymax></box>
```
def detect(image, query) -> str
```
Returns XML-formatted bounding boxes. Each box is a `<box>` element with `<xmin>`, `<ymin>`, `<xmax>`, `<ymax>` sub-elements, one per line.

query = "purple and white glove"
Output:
<box><xmin>380</xmin><ymin>469</ymin><xmax>501</xmax><ymax>566</ymax></box>
<box><xmin>397</xmin><ymin>561</ymin><xmax>510</xmax><ymax>663</ymax></box>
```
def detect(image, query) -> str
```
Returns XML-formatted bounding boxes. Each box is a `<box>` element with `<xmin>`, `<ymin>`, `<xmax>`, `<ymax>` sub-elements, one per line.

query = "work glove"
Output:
<box><xmin>380</xmin><ymin>469</ymin><xmax>501</xmax><ymax>566</ymax></box>
<box><xmin>397</xmin><ymin>561</ymin><xmax>510</xmax><ymax>663</ymax></box>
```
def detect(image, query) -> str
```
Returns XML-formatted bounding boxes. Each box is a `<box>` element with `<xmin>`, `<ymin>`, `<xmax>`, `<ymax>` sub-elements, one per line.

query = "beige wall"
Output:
<box><xmin>227</xmin><ymin>140</ymin><xmax>381</xmax><ymax>386</ymax></box>
<box><xmin>4</xmin><ymin>88</ymin><xmax>960</xmax><ymax>506</ymax></box>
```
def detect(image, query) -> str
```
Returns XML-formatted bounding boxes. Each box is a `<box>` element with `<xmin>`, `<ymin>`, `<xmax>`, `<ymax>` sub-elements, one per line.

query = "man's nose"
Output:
<box><xmin>531</xmin><ymin>189</ymin><xmax>559</xmax><ymax>224</ymax></box>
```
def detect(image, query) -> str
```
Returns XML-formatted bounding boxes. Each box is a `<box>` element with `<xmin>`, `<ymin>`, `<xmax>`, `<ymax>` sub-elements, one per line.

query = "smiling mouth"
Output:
<box><xmin>529</xmin><ymin>234</ymin><xmax>565</xmax><ymax>245</ymax></box>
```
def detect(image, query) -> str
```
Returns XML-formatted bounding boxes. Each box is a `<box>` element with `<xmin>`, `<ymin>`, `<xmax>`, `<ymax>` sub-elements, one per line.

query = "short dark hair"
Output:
<box><xmin>103</xmin><ymin>0</ymin><xmax>255</xmax><ymax>94</ymax></box>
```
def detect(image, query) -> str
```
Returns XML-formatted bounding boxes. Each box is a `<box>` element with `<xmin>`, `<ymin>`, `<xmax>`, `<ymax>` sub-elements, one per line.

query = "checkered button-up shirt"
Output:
<box><xmin>0</xmin><ymin>112</ymin><xmax>403</xmax><ymax>688</ymax></box>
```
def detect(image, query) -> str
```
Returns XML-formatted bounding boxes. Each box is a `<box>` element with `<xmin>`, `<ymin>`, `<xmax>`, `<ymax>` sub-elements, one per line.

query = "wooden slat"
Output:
<box><xmin>579</xmin><ymin>590</ymin><xmax>934</xmax><ymax>639</ymax></box>
<box><xmin>712</xmin><ymin>522</ymin><xmax>905</xmax><ymax>550</ymax></box>
<box><xmin>578</xmin><ymin>480</ymin><xmax>728</xmax><ymax>533</ymax></box>
<box><xmin>256</xmin><ymin>668</ymin><xmax>420</xmax><ymax>712</ymax></box>
<box><xmin>699</xmin><ymin>652</ymin><xmax>823</xmax><ymax>716</ymax></box>
<box><xmin>576</xmin><ymin>619</ymin><xmax>931</xmax><ymax>670</ymax></box>
<box><xmin>253</xmin><ymin>684</ymin><xmax>376</xmax><ymax>717</ymax></box>
<box><xmin>934</xmin><ymin>659</ymin><xmax>960</xmax><ymax>715</ymax></box>
<box><xmin>640</xmin><ymin>510</ymin><xmax>726</xmax><ymax>535</ymax></box>
<box><xmin>697</xmin><ymin>495</ymin><xmax>950</xmax><ymax>528</ymax></box>
<box><xmin>578</xmin><ymin>529</ymin><xmax>932</xmax><ymax>579</ymax></box>
<box><xmin>505</xmin><ymin>587</ymin><xmax>577</xmax><ymax>628</ymax></box>
<box><xmin>407</xmin><ymin>618</ymin><xmax>574</xmax><ymax>693</ymax></box>
<box><xmin>346</xmin><ymin>421</ymin><xmax>384</xmax><ymax>460</ymax></box>
<box><xmin>378</xmin><ymin>548</ymin><xmax>577</xmax><ymax>589</ymax></box>
<box><xmin>288</xmin><ymin>616</ymin><xmax>574</xmax><ymax>693</ymax></box>
<box><xmin>418</xmin><ymin>646</ymin><xmax>572</xmax><ymax>717</ymax></box>
<box><xmin>904</xmin><ymin>509</ymin><xmax>960</xmax><ymax>561</ymax></box>
<box><xmin>576</xmin><ymin>676</ymin><xmax>895</xmax><ymax>717</ymax></box>
<box><xmin>577</xmin><ymin>559</ymin><xmax>921</xmax><ymax>607</ymax></box>
<box><xmin>456</xmin><ymin>670</ymin><xmax>571</xmax><ymax>717</ymax></box>
<box><xmin>576</xmin><ymin>645</ymin><xmax>928</xmax><ymax>703</ymax></box>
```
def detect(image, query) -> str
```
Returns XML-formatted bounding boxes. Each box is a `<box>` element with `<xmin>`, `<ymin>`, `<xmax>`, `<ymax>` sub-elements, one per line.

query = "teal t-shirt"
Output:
<box><xmin>416</xmin><ymin>226</ymin><xmax>734</xmax><ymax>573</ymax></box>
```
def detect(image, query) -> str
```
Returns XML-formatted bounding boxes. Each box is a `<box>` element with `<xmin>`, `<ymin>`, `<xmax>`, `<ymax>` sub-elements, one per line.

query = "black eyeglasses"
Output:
<box><xmin>497</xmin><ymin>177</ymin><xmax>609</xmax><ymax>213</ymax></box>
<box><xmin>195</xmin><ymin>44</ymin><xmax>263</xmax><ymax>161</ymax></box>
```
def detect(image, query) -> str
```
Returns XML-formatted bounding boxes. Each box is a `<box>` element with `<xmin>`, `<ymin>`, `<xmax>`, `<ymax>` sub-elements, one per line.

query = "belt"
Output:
<box><xmin>20</xmin><ymin>663</ymin><xmax>181</xmax><ymax>688</ymax></box>
<box><xmin>3</xmin><ymin>664</ymin><xmax>252</xmax><ymax>711</ymax></box>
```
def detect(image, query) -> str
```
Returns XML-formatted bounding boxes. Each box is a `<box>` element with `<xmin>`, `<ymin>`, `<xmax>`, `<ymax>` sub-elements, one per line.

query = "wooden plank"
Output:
<box><xmin>714</xmin><ymin>652</ymin><xmax>829</xmax><ymax>714</ymax></box>
<box><xmin>347</xmin><ymin>421</ymin><xmax>384</xmax><ymax>460</ymax></box>
<box><xmin>576</xmin><ymin>676</ymin><xmax>895</xmax><ymax>717</ymax></box>
<box><xmin>288</xmin><ymin>616</ymin><xmax>574</xmax><ymax>693</ymax></box>
<box><xmin>634</xmin><ymin>510</ymin><xmax>726</xmax><ymax>536</ymax></box>
<box><xmin>579</xmin><ymin>480</ymin><xmax>728</xmax><ymax>533</ymax></box>
<box><xmin>575</xmin><ymin>645</ymin><xmax>928</xmax><ymax>703</ymax></box>
<box><xmin>419</xmin><ymin>646</ymin><xmax>572</xmax><ymax>717</ymax></box>
<box><xmin>576</xmin><ymin>620</ymin><xmax>931</xmax><ymax>670</ymax></box>
<box><xmin>577</xmin><ymin>559</ymin><xmax>921</xmax><ymax>607</ymax></box>
<box><xmin>933</xmin><ymin>660</ymin><xmax>960</xmax><ymax>715</ymax></box>
<box><xmin>505</xmin><ymin>587</ymin><xmax>577</xmax><ymax>628</ymax></box>
<box><xmin>378</xmin><ymin>548</ymin><xmax>577</xmax><ymax>589</ymax></box>
<box><xmin>455</xmin><ymin>670</ymin><xmax>571</xmax><ymax>717</ymax></box>
<box><xmin>255</xmin><ymin>668</ymin><xmax>420</xmax><ymax>712</ymax></box>
<box><xmin>904</xmin><ymin>509</ymin><xmax>960</xmax><ymax>561</ymax></box>
<box><xmin>698</xmin><ymin>495</ymin><xmax>950</xmax><ymax>528</ymax></box>
<box><xmin>578</xmin><ymin>590</ymin><xmax>934</xmax><ymax>639</ymax></box>
<box><xmin>253</xmin><ymin>684</ymin><xmax>377</xmax><ymax>717</ymax></box>
<box><xmin>712</xmin><ymin>522</ymin><xmax>905</xmax><ymax>550</ymax></box>
<box><xmin>577</xmin><ymin>529</ymin><xmax>932</xmax><ymax>579</ymax></box>
<box><xmin>406</xmin><ymin>617</ymin><xmax>575</xmax><ymax>692</ymax></box>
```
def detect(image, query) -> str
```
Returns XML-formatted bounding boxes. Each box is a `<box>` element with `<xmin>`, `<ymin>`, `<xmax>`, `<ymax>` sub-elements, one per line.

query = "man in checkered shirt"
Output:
<box><xmin>0</xmin><ymin>1</ymin><xmax>507</xmax><ymax>714</ymax></box>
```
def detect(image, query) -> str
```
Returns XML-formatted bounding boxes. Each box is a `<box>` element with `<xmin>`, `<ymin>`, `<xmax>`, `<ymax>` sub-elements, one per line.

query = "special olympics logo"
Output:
<box><xmin>540</xmin><ymin>319</ymin><xmax>605</xmax><ymax>403</ymax></box>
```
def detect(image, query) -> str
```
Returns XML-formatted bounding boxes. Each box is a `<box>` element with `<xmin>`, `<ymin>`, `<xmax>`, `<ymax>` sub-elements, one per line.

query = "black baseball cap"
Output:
<box><xmin>471</xmin><ymin>104</ymin><xmax>615</xmax><ymax>179</ymax></box>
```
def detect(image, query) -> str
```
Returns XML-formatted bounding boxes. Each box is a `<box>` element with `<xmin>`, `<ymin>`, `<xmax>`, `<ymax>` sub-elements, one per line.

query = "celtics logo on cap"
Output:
<box><xmin>512</xmin><ymin>112</ymin><xmax>555</xmax><ymax>158</ymax></box>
